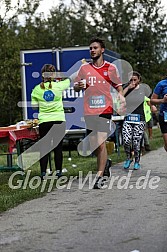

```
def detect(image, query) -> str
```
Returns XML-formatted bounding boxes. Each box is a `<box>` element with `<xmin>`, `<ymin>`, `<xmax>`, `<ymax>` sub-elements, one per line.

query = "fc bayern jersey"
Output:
<box><xmin>74</xmin><ymin>61</ymin><xmax>122</xmax><ymax>115</ymax></box>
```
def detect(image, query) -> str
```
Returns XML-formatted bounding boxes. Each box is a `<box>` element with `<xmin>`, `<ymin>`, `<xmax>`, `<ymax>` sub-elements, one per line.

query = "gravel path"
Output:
<box><xmin>0</xmin><ymin>148</ymin><xmax>166</xmax><ymax>252</ymax></box>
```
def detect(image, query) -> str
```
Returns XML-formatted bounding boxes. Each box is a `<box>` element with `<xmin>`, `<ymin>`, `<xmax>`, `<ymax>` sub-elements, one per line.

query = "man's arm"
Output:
<box><xmin>115</xmin><ymin>85</ymin><xmax>126</xmax><ymax>115</ymax></box>
<box><xmin>151</xmin><ymin>93</ymin><xmax>167</xmax><ymax>105</ymax></box>
<box><xmin>117</xmin><ymin>85</ymin><xmax>124</xmax><ymax>96</ymax></box>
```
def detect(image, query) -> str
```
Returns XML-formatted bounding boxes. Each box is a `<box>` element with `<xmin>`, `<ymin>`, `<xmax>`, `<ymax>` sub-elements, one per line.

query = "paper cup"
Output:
<box><xmin>81</xmin><ymin>79</ymin><xmax>86</xmax><ymax>88</ymax></box>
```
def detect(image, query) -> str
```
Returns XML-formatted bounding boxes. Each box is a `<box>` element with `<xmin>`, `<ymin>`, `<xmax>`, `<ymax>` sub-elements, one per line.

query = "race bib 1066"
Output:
<box><xmin>89</xmin><ymin>95</ymin><xmax>106</xmax><ymax>108</ymax></box>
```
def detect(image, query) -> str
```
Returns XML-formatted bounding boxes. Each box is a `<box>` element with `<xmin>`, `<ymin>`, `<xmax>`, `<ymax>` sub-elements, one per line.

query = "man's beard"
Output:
<box><xmin>91</xmin><ymin>54</ymin><xmax>101</xmax><ymax>61</ymax></box>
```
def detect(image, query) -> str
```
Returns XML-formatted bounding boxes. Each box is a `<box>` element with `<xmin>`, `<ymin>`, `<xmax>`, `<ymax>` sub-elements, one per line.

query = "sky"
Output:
<box><xmin>37</xmin><ymin>0</ymin><xmax>167</xmax><ymax>18</ymax></box>
<box><xmin>35</xmin><ymin>0</ymin><xmax>70</xmax><ymax>17</ymax></box>
<box><xmin>0</xmin><ymin>0</ymin><xmax>167</xmax><ymax>21</ymax></box>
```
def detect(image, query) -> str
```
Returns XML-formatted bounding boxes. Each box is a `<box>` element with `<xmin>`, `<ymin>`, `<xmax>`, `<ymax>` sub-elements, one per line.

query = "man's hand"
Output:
<box><xmin>74</xmin><ymin>80</ymin><xmax>86</xmax><ymax>92</ymax></box>
<box><xmin>163</xmin><ymin>94</ymin><xmax>167</xmax><ymax>103</ymax></box>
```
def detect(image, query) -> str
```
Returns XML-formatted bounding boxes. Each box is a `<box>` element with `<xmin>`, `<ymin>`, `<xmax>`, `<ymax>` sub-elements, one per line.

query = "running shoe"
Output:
<box><xmin>41</xmin><ymin>172</ymin><xmax>47</xmax><ymax>181</ymax></box>
<box><xmin>56</xmin><ymin>170</ymin><xmax>62</xmax><ymax>178</ymax></box>
<box><xmin>133</xmin><ymin>162</ymin><xmax>141</xmax><ymax>170</ymax></box>
<box><xmin>46</xmin><ymin>168</ymin><xmax>52</xmax><ymax>175</ymax></box>
<box><xmin>123</xmin><ymin>159</ymin><xmax>133</xmax><ymax>169</ymax></box>
<box><xmin>93</xmin><ymin>176</ymin><xmax>105</xmax><ymax>189</ymax></box>
<box><xmin>103</xmin><ymin>159</ymin><xmax>112</xmax><ymax>177</ymax></box>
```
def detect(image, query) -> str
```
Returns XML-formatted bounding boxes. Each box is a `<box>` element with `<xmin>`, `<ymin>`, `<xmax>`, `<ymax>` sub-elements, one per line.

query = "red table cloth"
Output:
<box><xmin>0</xmin><ymin>126</ymin><xmax>39</xmax><ymax>153</ymax></box>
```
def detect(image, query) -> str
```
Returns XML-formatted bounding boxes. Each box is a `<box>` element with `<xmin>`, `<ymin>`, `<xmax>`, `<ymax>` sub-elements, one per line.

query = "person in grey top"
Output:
<box><xmin>122</xmin><ymin>71</ymin><xmax>151</xmax><ymax>170</ymax></box>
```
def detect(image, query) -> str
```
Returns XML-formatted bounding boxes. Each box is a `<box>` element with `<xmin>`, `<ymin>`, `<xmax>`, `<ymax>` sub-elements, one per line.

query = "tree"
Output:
<box><xmin>0</xmin><ymin>0</ymin><xmax>43</xmax><ymax>126</ymax></box>
<box><xmin>131</xmin><ymin>0</ymin><xmax>167</xmax><ymax>85</ymax></box>
<box><xmin>71</xmin><ymin>0</ymin><xmax>167</xmax><ymax>87</ymax></box>
<box><xmin>0</xmin><ymin>0</ymin><xmax>166</xmax><ymax>125</ymax></box>
<box><xmin>45</xmin><ymin>3</ymin><xmax>93</xmax><ymax>48</ymax></box>
<box><xmin>0</xmin><ymin>1</ymin><xmax>21</xmax><ymax>125</ymax></box>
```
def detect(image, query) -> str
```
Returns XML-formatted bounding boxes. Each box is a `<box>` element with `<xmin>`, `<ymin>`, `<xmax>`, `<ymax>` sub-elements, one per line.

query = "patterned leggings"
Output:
<box><xmin>122</xmin><ymin>121</ymin><xmax>145</xmax><ymax>163</ymax></box>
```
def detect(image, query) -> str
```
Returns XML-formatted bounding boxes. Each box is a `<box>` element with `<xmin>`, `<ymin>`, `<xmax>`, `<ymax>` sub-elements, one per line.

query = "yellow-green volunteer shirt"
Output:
<box><xmin>31</xmin><ymin>79</ymin><xmax>70</xmax><ymax>124</ymax></box>
<box><xmin>144</xmin><ymin>96</ymin><xmax>151</xmax><ymax>123</ymax></box>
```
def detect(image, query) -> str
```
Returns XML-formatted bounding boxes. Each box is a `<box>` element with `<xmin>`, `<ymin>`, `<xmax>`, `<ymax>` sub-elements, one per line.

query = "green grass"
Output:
<box><xmin>0</xmin><ymin>128</ymin><xmax>164</xmax><ymax>213</ymax></box>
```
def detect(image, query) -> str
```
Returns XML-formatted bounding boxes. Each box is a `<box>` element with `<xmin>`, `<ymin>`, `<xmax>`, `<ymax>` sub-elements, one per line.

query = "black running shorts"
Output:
<box><xmin>159</xmin><ymin>114</ymin><xmax>167</xmax><ymax>134</ymax></box>
<box><xmin>84</xmin><ymin>114</ymin><xmax>112</xmax><ymax>135</ymax></box>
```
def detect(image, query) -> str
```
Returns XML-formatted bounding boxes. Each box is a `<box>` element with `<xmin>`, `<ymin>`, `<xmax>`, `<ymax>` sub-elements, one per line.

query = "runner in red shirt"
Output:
<box><xmin>74</xmin><ymin>37</ymin><xmax>125</xmax><ymax>189</ymax></box>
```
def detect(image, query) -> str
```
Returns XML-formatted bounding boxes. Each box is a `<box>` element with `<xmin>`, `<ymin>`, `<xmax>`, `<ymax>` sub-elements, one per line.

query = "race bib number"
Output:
<box><xmin>89</xmin><ymin>95</ymin><xmax>106</xmax><ymax>108</ymax></box>
<box><xmin>163</xmin><ymin>111</ymin><xmax>167</xmax><ymax>122</ymax></box>
<box><xmin>126</xmin><ymin>114</ymin><xmax>140</xmax><ymax>123</ymax></box>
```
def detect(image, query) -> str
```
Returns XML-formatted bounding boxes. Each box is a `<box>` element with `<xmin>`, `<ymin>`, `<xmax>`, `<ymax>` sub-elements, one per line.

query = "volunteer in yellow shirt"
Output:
<box><xmin>31</xmin><ymin>64</ymin><xmax>70</xmax><ymax>179</ymax></box>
